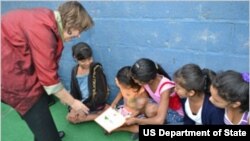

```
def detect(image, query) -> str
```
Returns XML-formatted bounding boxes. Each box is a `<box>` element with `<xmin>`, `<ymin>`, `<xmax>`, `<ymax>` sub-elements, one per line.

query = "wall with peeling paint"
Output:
<box><xmin>2</xmin><ymin>1</ymin><xmax>249</xmax><ymax>103</ymax></box>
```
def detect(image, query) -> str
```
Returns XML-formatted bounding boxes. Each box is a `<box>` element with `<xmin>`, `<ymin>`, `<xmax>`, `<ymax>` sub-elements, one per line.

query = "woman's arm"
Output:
<box><xmin>54</xmin><ymin>88</ymin><xmax>89</xmax><ymax>114</ymax></box>
<box><xmin>126</xmin><ymin>89</ymin><xmax>172</xmax><ymax>125</ymax></box>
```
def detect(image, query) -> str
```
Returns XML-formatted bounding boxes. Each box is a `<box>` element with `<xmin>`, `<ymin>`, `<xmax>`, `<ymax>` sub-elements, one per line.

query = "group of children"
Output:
<box><xmin>65</xmin><ymin>41</ymin><xmax>249</xmax><ymax>137</ymax></box>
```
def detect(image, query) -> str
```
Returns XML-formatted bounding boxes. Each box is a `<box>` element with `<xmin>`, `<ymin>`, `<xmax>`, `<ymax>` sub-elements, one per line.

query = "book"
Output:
<box><xmin>94</xmin><ymin>107</ymin><xmax>126</xmax><ymax>133</ymax></box>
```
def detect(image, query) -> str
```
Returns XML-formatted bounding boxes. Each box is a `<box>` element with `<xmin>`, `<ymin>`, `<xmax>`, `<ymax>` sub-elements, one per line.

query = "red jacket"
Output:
<box><xmin>1</xmin><ymin>8</ymin><xmax>63</xmax><ymax>115</ymax></box>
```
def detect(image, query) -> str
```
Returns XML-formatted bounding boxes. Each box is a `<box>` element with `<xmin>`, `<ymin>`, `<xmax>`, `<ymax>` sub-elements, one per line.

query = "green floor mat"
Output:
<box><xmin>1</xmin><ymin>101</ymin><xmax>135</xmax><ymax>141</ymax></box>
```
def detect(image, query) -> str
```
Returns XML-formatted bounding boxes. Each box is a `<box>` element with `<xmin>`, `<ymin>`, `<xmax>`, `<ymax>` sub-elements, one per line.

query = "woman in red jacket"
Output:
<box><xmin>1</xmin><ymin>1</ymin><xmax>93</xmax><ymax>141</ymax></box>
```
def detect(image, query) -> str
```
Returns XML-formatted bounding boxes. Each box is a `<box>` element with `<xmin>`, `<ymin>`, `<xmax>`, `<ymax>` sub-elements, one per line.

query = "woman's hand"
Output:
<box><xmin>70</xmin><ymin>99</ymin><xmax>89</xmax><ymax>115</ymax></box>
<box><xmin>54</xmin><ymin>88</ymin><xmax>89</xmax><ymax>114</ymax></box>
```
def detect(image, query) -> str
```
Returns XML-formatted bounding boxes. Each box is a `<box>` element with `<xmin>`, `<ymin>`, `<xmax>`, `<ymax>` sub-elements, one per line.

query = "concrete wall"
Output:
<box><xmin>2</xmin><ymin>1</ymin><xmax>249</xmax><ymax>103</ymax></box>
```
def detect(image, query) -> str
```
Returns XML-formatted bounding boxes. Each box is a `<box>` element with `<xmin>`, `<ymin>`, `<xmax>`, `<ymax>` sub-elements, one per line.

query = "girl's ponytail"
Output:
<box><xmin>201</xmin><ymin>68</ymin><xmax>216</xmax><ymax>94</ymax></box>
<box><xmin>156</xmin><ymin>63</ymin><xmax>171</xmax><ymax>80</ymax></box>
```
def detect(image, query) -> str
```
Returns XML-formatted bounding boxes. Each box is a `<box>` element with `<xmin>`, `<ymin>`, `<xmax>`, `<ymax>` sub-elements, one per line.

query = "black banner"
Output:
<box><xmin>139</xmin><ymin>125</ymin><xmax>250</xmax><ymax>140</ymax></box>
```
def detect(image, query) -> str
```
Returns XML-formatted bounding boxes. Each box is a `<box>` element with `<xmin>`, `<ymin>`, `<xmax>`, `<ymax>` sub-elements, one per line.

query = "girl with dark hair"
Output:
<box><xmin>174</xmin><ymin>63</ymin><xmax>224</xmax><ymax>125</ymax></box>
<box><xmin>127</xmin><ymin>58</ymin><xmax>183</xmax><ymax>126</ymax></box>
<box><xmin>112</xmin><ymin>66</ymin><xmax>146</xmax><ymax>118</ymax></box>
<box><xmin>210</xmin><ymin>71</ymin><xmax>249</xmax><ymax>125</ymax></box>
<box><xmin>67</xmin><ymin>42</ymin><xmax>109</xmax><ymax>124</ymax></box>
<box><xmin>109</xmin><ymin>66</ymin><xmax>156</xmax><ymax>134</ymax></box>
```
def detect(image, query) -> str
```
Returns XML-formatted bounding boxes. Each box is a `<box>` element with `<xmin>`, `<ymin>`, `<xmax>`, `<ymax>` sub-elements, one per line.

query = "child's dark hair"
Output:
<box><xmin>72</xmin><ymin>42</ymin><xmax>92</xmax><ymax>60</ymax></box>
<box><xmin>116</xmin><ymin>66</ymin><xmax>140</xmax><ymax>90</ymax></box>
<box><xmin>211</xmin><ymin>70</ymin><xmax>249</xmax><ymax>112</ymax></box>
<box><xmin>130</xmin><ymin>58</ymin><xmax>171</xmax><ymax>83</ymax></box>
<box><xmin>174</xmin><ymin>63</ymin><xmax>216</xmax><ymax>94</ymax></box>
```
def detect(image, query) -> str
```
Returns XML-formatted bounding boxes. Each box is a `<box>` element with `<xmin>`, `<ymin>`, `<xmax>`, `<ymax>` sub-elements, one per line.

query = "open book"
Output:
<box><xmin>94</xmin><ymin>107</ymin><xmax>126</xmax><ymax>133</ymax></box>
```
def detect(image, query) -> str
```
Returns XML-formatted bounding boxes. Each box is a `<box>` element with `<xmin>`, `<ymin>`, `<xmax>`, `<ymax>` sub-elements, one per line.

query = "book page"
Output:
<box><xmin>94</xmin><ymin>107</ymin><xmax>126</xmax><ymax>133</ymax></box>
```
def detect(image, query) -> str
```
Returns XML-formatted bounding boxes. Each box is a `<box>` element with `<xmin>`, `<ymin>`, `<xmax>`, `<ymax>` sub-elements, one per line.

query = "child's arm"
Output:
<box><xmin>134</xmin><ymin>87</ymin><xmax>150</xmax><ymax>112</ymax></box>
<box><xmin>111</xmin><ymin>92</ymin><xmax>123</xmax><ymax>108</ymax></box>
<box><xmin>130</xmin><ymin>110</ymin><xmax>140</xmax><ymax>118</ymax></box>
<box><xmin>126</xmin><ymin>88</ymin><xmax>172</xmax><ymax>125</ymax></box>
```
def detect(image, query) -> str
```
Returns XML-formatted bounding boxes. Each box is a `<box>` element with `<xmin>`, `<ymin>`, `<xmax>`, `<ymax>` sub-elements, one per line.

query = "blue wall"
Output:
<box><xmin>2</xmin><ymin>1</ymin><xmax>249</xmax><ymax>103</ymax></box>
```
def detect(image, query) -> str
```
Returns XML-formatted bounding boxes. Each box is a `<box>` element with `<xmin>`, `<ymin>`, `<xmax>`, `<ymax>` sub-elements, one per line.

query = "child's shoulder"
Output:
<box><xmin>203</xmin><ymin>95</ymin><xmax>224</xmax><ymax>113</ymax></box>
<box><xmin>158</xmin><ymin>76</ymin><xmax>175</xmax><ymax>92</ymax></box>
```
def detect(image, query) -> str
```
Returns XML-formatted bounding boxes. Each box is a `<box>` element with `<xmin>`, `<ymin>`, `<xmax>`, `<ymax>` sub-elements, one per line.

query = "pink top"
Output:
<box><xmin>144</xmin><ymin>76</ymin><xmax>184</xmax><ymax>116</ymax></box>
<box><xmin>144</xmin><ymin>76</ymin><xmax>175</xmax><ymax>104</ymax></box>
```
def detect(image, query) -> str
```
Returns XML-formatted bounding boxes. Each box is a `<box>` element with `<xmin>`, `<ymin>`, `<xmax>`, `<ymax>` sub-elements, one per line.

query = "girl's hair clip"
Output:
<box><xmin>155</xmin><ymin>63</ymin><xmax>158</xmax><ymax>70</ymax></box>
<box><xmin>241</xmin><ymin>72</ymin><xmax>249</xmax><ymax>83</ymax></box>
<box><xmin>135</xmin><ymin>63</ymin><xmax>140</xmax><ymax>69</ymax></box>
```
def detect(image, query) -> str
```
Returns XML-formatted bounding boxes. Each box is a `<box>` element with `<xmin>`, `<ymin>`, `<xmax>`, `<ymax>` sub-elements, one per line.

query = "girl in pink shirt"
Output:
<box><xmin>127</xmin><ymin>58</ymin><xmax>183</xmax><ymax>126</ymax></box>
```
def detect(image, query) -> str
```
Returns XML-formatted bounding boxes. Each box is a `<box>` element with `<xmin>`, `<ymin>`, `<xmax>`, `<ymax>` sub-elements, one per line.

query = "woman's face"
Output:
<box><xmin>63</xmin><ymin>29</ymin><xmax>80</xmax><ymax>42</ymax></box>
<box><xmin>209</xmin><ymin>85</ymin><xmax>229</xmax><ymax>109</ymax></box>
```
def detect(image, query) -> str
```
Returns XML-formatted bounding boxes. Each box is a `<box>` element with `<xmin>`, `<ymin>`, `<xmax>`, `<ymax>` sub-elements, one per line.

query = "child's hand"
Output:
<box><xmin>66</xmin><ymin>109</ymin><xmax>79</xmax><ymax>123</ymax></box>
<box><xmin>78</xmin><ymin>111</ymin><xmax>87</xmax><ymax>119</ymax></box>
<box><xmin>67</xmin><ymin>108</ymin><xmax>88</xmax><ymax>124</ymax></box>
<box><xmin>125</xmin><ymin>117</ymin><xmax>137</xmax><ymax>125</ymax></box>
<box><xmin>110</xmin><ymin>104</ymin><xmax>116</xmax><ymax>109</ymax></box>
